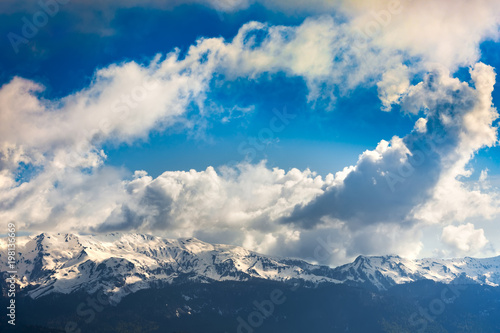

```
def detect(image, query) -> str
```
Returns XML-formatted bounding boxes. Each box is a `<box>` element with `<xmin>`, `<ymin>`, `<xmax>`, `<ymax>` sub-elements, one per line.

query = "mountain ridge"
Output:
<box><xmin>2</xmin><ymin>232</ymin><xmax>500</xmax><ymax>303</ymax></box>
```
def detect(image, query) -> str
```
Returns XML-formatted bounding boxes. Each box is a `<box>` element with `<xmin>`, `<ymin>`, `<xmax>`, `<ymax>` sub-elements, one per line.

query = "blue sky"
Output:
<box><xmin>1</xmin><ymin>2</ymin><xmax>498</xmax><ymax>177</ymax></box>
<box><xmin>1</xmin><ymin>0</ymin><xmax>500</xmax><ymax>265</ymax></box>
<box><xmin>0</xmin><ymin>3</ymin><xmax>418</xmax><ymax>177</ymax></box>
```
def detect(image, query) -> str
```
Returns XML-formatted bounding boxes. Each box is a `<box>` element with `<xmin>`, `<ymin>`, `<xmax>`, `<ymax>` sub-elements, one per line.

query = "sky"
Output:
<box><xmin>1</xmin><ymin>0</ymin><xmax>500</xmax><ymax>266</ymax></box>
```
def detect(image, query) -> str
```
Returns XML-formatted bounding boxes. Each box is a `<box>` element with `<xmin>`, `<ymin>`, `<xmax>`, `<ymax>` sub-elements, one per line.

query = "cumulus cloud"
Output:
<box><xmin>94</xmin><ymin>162</ymin><xmax>329</xmax><ymax>234</ymax></box>
<box><xmin>283</xmin><ymin>63</ymin><xmax>499</xmax><ymax>231</ymax></box>
<box><xmin>1</xmin><ymin>157</ymin><xmax>347</xmax><ymax>262</ymax></box>
<box><xmin>441</xmin><ymin>223</ymin><xmax>489</xmax><ymax>255</ymax></box>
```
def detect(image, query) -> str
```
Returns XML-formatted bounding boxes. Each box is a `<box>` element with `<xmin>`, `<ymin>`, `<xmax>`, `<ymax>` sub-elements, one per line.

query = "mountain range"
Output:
<box><xmin>2</xmin><ymin>233</ymin><xmax>500</xmax><ymax>333</ymax></box>
<box><xmin>1</xmin><ymin>233</ymin><xmax>500</xmax><ymax>301</ymax></box>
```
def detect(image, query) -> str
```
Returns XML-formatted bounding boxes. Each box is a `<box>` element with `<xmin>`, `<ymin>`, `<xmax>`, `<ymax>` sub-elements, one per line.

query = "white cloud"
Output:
<box><xmin>0</xmin><ymin>14</ymin><xmax>405</xmax><ymax>167</ymax></box>
<box><xmin>0</xmin><ymin>13</ymin><xmax>416</xmax><ymax>198</ymax></box>
<box><xmin>284</xmin><ymin>64</ymin><xmax>500</xmax><ymax>235</ymax></box>
<box><xmin>441</xmin><ymin>223</ymin><xmax>489</xmax><ymax>255</ymax></box>
<box><xmin>0</xmin><ymin>52</ymin><xmax>214</xmax><ymax>170</ymax></box>
<box><xmin>91</xmin><ymin>162</ymin><xmax>328</xmax><ymax>233</ymax></box>
<box><xmin>346</xmin><ymin>0</ymin><xmax>499</xmax><ymax>66</ymax></box>
<box><xmin>214</xmin><ymin>17</ymin><xmax>407</xmax><ymax>109</ymax></box>
<box><xmin>407</xmin><ymin>64</ymin><xmax>500</xmax><ymax>225</ymax></box>
<box><xmin>377</xmin><ymin>64</ymin><xmax>410</xmax><ymax>111</ymax></box>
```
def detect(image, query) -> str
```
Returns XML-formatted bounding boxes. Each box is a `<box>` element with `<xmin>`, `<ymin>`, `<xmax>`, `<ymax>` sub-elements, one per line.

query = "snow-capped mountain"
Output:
<box><xmin>1</xmin><ymin>233</ymin><xmax>500</xmax><ymax>304</ymax></box>
<box><xmin>332</xmin><ymin>254</ymin><xmax>500</xmax><ymax>290</ymax></box>
<box><xmin>0</xmin><ymin>233</ymin><xmax>341</xmax><ymax>302</ymax></box>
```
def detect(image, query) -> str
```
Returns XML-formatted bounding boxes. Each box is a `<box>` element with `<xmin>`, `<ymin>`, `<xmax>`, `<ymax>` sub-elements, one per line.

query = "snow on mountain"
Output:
<box><xmin>331</xmin><ymin>254</ymin><xmax>500</xmax><ymax>290</ymax></box>
<box><xmin>1</xmin><ymin>233</ymin><xmax>500</xmax><ymax>303</ymax></box>
<box><xmin>0</xmin><ymin>233</ymin><xmax>340</xmax><ymax>303</ymax></box>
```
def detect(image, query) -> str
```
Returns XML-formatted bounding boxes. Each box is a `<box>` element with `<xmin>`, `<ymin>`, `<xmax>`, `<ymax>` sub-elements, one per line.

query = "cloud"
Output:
<box><xmin>0</xmin><ymin>13</ymin><xmax>415</xmax><ymax>189</ymax></box>
<box><xmin>211</xmin><ymin>16</ymin><xmax>408</xmax><ymax>109</ymax></box>
<box><xmin>346</xmin><ymin>0</ymin><xmax>499</xmax><ymax>65</ymax></box>
<box><xmin>5</xmin><ymin>0</ymin><xmax>500</xmax><ymax>108</ymax></box>
<box><xmin>283</xmin><ymin>63</ymin><xmax>499</xmax><ymax>231</ymax></box>
<box><xmin>0</xmin><ymin>13</ymin><xmax>405</xmax><ymax>163</ymax></box>
<box><xmin>5</xmin><ymin>0</ymin><xmax>500</xmax><ymax>66</ymax></box>
<box><xmin>91</xmin><ymin>161</ymin><xmax>424</xmax><ymax>264</ymax></box>
<box><xmin>92</xmin><ymin>162</ymin><xmax>329</xmax><ymax>233</ymax></box>
<box><xmin>0</xmin><ymin>53</ymin><xmax>214</xmax><ymax>170</ymax></box>
<box><xmin>377</xmin><ymin>64</ymin><xmax>410</xmax><ymax>111</ymax></box>
<box><xmin>441</xmin><ymin>223</ymin><xmax>489</xmax><ymax>255</ymax></box>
